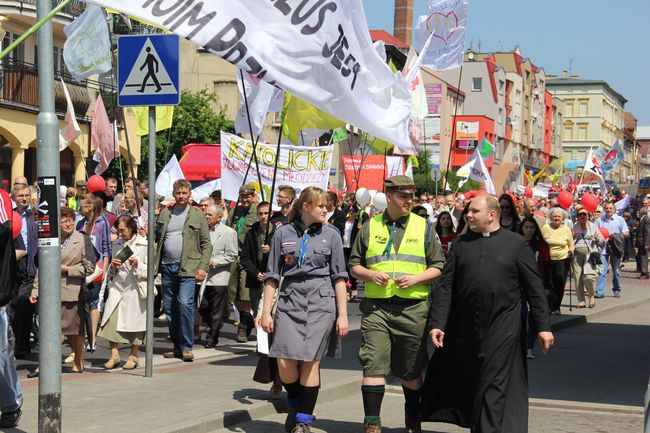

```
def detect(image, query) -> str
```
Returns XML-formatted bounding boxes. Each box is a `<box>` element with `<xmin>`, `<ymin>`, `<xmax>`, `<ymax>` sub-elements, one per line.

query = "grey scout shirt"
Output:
<box><xmin>265</xmin><ymin>222</ymin><xmax>348</xmax><ymax>286</ymax></box>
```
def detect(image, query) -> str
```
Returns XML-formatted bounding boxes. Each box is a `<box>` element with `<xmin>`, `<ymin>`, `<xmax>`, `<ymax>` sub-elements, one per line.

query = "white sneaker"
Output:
<box><xmin>526</xmin><ymin>349</ymin><xmax>535</xmax><ymax>360</ymax></box>
<box><xmin>614</xmin><ymin>291</ymin><xmax>621</xmax><ymax>298</ymax></box>
<box><xmin>64</xmin><ymin>353</ymin><xmax>75</xmax><ymax>364</ymax></box>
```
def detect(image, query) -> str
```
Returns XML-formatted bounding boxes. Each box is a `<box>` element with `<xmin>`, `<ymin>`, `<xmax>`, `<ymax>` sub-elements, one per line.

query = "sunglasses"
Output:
<box><xmin>578</xmin><ymin>213</ymin><xmax>588</xmax><ymax>217</ymax></box>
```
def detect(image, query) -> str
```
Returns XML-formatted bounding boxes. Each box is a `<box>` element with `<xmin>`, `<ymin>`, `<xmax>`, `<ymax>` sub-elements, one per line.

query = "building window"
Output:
<box><xmin>472</xmin><ymin>77</ymin><xmax>482</xmax><ymax>91</ymax></box>
<box><xmin>2</xmin><ymin>33</ymin><xmax>25</xmax><ymax>64</ymax></box>
<box><xmin>564</xmin><ymin>123</ymin><xmax>573</xmax><ymax>141</ymax></box>
<box><xmin>577</xmin><ymin>123</ymin><xmax>587</xmax><ymax>141</ymax></box>
<box><xmin>498</xmin><ymin>79</ymin><xmax>505</xmax><ymax>92</ymax></box>
<box><xmin>564</xmin><ymin>99</ymin><xmax>574</xmax><ymax>117</ymax></box>
<box><xmin>578</xmin><ymin>99</ymin><xmax>588</xmax><ymax>117</ymax></box>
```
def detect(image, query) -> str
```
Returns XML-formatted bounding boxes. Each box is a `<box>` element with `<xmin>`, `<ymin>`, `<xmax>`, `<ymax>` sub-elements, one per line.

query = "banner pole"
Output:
<box><xmin>265</xmin><ymin>123</ymin><xmax>284</xmax><ymax>241</ymax></box>
<box><xmin>121</xmin><ymin>106</ymin><xmax>142</xmax><ymax>218</ymax></box>
<box><xmin>423</xmin><ymin>116</ymin><xmax>429</xmax><ymax>193</ymax></box>
<box><xmin>145</xmin><ymin>106</ymin><xmax>156</xmax><ymax>378</ymax></box>
<box><xmin>239</xmin><ymin>69</ymin><xmax>265</xmax><ymax>201</ymax></box>
<box><xmin>442</xmin><ymin>65</ymin><xmax>464</xmax><ymax>192</ymax></box>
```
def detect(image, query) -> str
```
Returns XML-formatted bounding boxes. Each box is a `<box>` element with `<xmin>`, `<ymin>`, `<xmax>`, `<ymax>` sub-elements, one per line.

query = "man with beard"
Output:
<box><xmin>421</xmin><ymin>194</ymin><xmax>554</xmax><ymax>433</ymax></box>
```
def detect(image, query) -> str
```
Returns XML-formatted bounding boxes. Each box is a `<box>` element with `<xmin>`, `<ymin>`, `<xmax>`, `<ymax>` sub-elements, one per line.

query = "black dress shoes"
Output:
<box><xmin>0</xmin><ymin>409</ymin><xmax>22</xmax><ymax>427</ymax></box>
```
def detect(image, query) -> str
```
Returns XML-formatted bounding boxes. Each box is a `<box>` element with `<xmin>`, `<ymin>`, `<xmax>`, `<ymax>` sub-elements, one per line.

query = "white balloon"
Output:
<box><xmin>59</xmin><ymin>185</ymin><xmax>68</xmax><ymax>198</ymax></box>
<box><xmin>372</xmin><ymin>192</ymin><xmax>388</xmax><ymax>211</ymax></box>
<box><xmin>355</xmin><ymin>188</ymin><xmax>370</xmax><ymax>207</ymax></box>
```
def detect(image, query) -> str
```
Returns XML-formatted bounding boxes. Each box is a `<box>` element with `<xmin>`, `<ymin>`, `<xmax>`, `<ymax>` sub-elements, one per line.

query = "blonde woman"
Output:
<box><xmin>261</xmin><ymin>187</ymin><xmax>349</xmax><ymax>433</ymax></box>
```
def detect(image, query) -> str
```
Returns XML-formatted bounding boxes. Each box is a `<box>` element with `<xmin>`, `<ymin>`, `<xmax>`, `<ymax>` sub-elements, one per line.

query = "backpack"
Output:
<box><xmin>0</xmin><ymin>222</ymin><xmax>17</xmax><ymax>307</ymax></box>
<box><xmin>607</xmin><ymin>233</ymin><xmax>624</xmax><ymax>258</ymax></box>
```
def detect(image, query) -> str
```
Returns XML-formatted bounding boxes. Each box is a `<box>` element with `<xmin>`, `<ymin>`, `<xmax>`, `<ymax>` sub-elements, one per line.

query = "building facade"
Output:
<box><xmin>0</xmin><ymin>1</ymin><xmax>141</xmax><ymax>185</ymax></box>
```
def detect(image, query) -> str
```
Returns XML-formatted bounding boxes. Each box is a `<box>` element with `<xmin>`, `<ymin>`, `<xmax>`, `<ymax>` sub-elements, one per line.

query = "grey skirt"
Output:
<box><xmin>269</xmin><ymin>276</ymin><xmax>338</xmax><ymax>361</ymax></box>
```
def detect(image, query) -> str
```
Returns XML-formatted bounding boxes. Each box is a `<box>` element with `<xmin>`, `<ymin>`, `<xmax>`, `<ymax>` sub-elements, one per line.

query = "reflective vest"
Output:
<box><xmin>365</xmin><ymin>214</ymin><xmax>429</xmax><ymax>299</ymax></box>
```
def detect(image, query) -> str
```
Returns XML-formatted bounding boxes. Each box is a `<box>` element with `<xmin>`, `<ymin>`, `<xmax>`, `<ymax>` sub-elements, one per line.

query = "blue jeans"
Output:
<box><xmin>596</xmin><ymin>253</ymin><xmax>621</xmax><ymax>296</ymax></box>
<box><xmin>0</xmin><ymin>306</ymin><xmax>23</xmax><ymax>413</ymax></box>
<box><xmin>161</xmin><ymin>263</ymin><xmax>196</xmax><ymax>351</ymax></box>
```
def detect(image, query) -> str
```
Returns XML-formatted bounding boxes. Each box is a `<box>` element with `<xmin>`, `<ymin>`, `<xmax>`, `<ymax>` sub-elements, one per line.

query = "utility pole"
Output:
<box><xmin>36</xmin><ymin>0</ymin><xmax>62</xmax><ymax>431</ymax></box>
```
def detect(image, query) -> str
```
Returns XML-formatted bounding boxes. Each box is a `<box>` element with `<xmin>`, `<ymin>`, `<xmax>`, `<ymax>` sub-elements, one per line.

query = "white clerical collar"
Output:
<box><xmin>482</xmin><ymin>232</ymin><xmax>490</xmax><ymax>237</ymax></box>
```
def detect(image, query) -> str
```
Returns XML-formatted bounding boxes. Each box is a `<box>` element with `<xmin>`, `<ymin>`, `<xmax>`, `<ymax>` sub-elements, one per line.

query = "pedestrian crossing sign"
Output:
<box><xmin>117</xmin><ymin>34</ymin><xmax>180</xmax><ymax>107</ymax></box>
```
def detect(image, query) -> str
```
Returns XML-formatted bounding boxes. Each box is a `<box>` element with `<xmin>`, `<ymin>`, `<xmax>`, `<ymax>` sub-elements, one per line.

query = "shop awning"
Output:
<box><xmin>179</xmin><ymin>144</ymin><xmax>221</xmax><ymax>181</ymax></box>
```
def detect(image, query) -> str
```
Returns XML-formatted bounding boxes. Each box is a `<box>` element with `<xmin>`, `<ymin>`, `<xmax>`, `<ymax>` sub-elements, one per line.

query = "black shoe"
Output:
<box><xmin>14</xmin><ymin>351</ymin><xmax>29</xmax><ymax>360</ymax></box>
<box><xmin>0</xmin><ymin>409</ymin><xmax>22</xmax><ymax>428</ymax></box>
<box><xmin>204</xmin><ymin>340</ymin><xmax>216</xmax><ymax>349</ymax></box>
<box><xmin>405</xmin><ymin>412</ymin><xmax>422</xmax><ymax>433</ymax></box>
<box><xmin>27</xmin><ymin>368</ymin><xmax>39</xmax><ymax>379</ymax></box>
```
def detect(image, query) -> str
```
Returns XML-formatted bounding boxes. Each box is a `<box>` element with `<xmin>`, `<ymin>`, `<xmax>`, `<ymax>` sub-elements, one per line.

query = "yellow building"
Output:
<box><xmin>0</xmin><ymin>1</ymin><xmax>141</xmax><ymax>185</ymax></box>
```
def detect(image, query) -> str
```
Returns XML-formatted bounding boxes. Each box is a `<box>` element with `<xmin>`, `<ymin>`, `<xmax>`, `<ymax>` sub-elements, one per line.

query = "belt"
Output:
<box><xmin>368</xmin><ymin>296</ymin><xmax>424</xmax><ymax>306</ymax></box>
<box><xmin>283</xmin><ymin>275</ymin><xmax>328</xmax><ymax>281</ymax></box>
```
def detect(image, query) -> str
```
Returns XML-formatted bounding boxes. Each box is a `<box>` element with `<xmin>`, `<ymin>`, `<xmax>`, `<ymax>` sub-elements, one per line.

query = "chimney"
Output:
<box><xmin>562</xmin><ymin>70</ymin><xmax>568</xmax><ymax>79</ymax></box>
<box><xmin>394</xmin><ymin>0</ymin><xmax>414</xmax><ymax>46</ymax></box>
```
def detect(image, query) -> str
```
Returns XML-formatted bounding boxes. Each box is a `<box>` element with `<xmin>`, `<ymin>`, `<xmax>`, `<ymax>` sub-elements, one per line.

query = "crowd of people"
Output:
<box><xmin>0</xmin><ymin>172</ymin><xmax>649</xmax><ymax>432</ymax></box>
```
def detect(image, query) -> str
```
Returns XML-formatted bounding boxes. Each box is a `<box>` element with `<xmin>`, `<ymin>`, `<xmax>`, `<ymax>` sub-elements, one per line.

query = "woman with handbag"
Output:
<box><xmin>29</xmin><ymin>207</ymin><xmax>95</xmax><ymax>374</ymax></box>
<box><xmin>261</xmin><ymin>187</ymin><xmax>349</xmax><ymax>433</ymax></box>
<box><xmin>98</xmin><ymin>215</ymin><xmax>148</xmax><ymax>370</ymax></box>
<box><xmin>573</xmin><ymin>207</ymin><xmax>605</xmax><ymax>308</ymax></box>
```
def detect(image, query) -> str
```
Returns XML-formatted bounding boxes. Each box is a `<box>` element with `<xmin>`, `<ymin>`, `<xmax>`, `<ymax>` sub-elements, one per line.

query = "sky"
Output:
<box><xmin>362</xmin><ymin>0</ymin><xmax>650</xmax><ymax>126</ymax></box>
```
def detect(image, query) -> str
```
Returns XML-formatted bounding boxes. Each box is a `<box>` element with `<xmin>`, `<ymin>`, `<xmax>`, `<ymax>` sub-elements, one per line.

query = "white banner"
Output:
<box><xmin>234</xmin><ymin>68</ymin><xmax>276</xmax><ymax>139</ymax></box>
<box><xmin>58</xmin><ymin>78</ymin><xmax>81</xmax><ymax>151</ymax></box>
<box><xmin>155</xmin><ymin>154</ymin><xmax>185</xmax><ymax>198</ymax></box>
<box><xmin>85</xmin><ymin>0</ymin><xmax>412</xmax><ymax>149</ymax></box>
<box><xmin>415</xmin><ymin>0</ymin><xmax>469</xmax><ymax>71</ymax></box>
<box><xmin>220</xmin><ymin>132</ymin><xmax>333</xmax><ymax>206</ymax></box>
<box><xmin>63</xmin><ymin>5</ymin><xmax>112</xmax><ymax>82</ymax></box>
<box><xmin>457</xmin><ymin>152</ymin><xmax>496</xmax><ymax>194</ymax></box>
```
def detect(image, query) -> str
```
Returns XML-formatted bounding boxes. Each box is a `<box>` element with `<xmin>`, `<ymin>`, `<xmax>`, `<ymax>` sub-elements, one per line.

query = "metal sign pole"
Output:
<box><xmin>145</xmin><ymin>106</ymin><xmax>156</xmax><ymax>377</ymax></box>
<box><xmin>36</xmin><ymin>0</ymin><xmax>62</xmax><ymax>430</ymax></box>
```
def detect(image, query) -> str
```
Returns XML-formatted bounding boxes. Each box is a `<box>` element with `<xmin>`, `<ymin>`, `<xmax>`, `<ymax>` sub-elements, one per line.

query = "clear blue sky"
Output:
<box><xmin>362</xmin><ymin>0</ymin><xmax>650</xmax><ymax>126</ymax></box>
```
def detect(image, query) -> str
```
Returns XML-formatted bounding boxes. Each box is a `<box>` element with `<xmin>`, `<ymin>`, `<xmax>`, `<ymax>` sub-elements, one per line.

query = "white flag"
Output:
<box><xmin>234</xmin><ymin>68</ymin><xmax>276</xmax><ymax>139</ymax></box>
<box><xmin>155</xmin><ymin>155</ymin><xmax>185</xmax><ymax>198</ymax></box>
<box><xmin>403</xmin><ymin>47</ymin><xmax>429</xmax><ymax>119</ymax></box>
<box><xmin>58</xmin><ymin>78</ymin><xmax>81</xmax><ymax>151</ymax></box>
<box><xmin>84</xmin><ymin>0</ymin><xmax>412</xmax><ymax>150</ymax></box>
<box><xmin>405</xmin><ymin>160</ymin><xmax>414</xmax><ymax>180</ymax></box>
<box><xmin>191</xmin><ymin>179</ymin><xmax>222</xmax><ymax>203</ymax></box>
<box><xmin>63</xmin><ymin>5</ymin><xmax>112</xmax><ymax>82</ymax></box>
<box><xmin>457</xmin><ymin>153</ymin><xmax>495</xmax><ymax>195</ymax></box>
<box><xmin>414</xmin><ymin>0</ymin><xmax>469</xmax><ymax>71</ymax></box>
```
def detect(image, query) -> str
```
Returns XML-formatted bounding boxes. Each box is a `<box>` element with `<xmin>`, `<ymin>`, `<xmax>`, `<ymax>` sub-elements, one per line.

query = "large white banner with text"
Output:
<box><xmin>220</xmin><ymin>132</ymin><xmax>333</xmax><ymax>206</ymax></box>
<box><xmin>85</xmin><ymin>0</ymin><xmax>412</xmax><ymax>149</ymax></box>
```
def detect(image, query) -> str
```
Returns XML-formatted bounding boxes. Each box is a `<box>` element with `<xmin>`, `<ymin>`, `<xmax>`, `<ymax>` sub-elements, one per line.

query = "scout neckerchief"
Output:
<box><xmin>292</xmin><ymin>221</ymin><xmax>322</xmax><ymax>268</ymax></box>
<box><xmin>383</xmin><ymin>221</ymin><xmax>396</xmax><ymax>257</ymax></box>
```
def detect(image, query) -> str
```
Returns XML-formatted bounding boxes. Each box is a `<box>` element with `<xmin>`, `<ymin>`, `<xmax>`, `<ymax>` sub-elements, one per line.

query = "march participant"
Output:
<box><xmin>422</xmin><ymin>194</ymin><xmax>553</xmax><ymax>433</ymax></box>
<box><xmin>349</xmin><ymin>175</ymin><xmax>445</xmax><ymax>433</ymax></box>
<box><xmin>261</xmin><ymin>187</ymin><xmax>349</xmax><ymax>433</ymax></box>
<box><xmin>271</xmin><ymin>185</ymin><xmax>296</xmax><ymax>227</ymax></box>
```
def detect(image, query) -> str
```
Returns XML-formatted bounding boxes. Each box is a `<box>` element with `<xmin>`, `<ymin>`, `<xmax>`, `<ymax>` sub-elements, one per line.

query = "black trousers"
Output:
<box><xmin>11</xmin><ymin>276</ymin><xmax>35</xmax><ymax>354</ymax></box>
<box><xmin>638</xmin><ymin>247</ymin><xmax>648</xmax><ymax>275</ymax></box>
<box><xmin>548</xmin><ymin>259</ymin><xmax>569</xmax><ymax>312</ymax></box>
<box><xmin>202</xmin><ymin>285</ymin><xmax>229</xmax><ymax>344</ymax></box>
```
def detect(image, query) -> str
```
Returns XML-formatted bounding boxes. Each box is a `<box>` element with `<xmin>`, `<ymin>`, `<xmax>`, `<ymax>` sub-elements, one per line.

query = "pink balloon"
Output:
<box><xmin>525</xmin><ymin>187</ymin><xmax>533</xmax><ymax>198</ymax></box>
<box><xmin>599</xmin><ymin>227</ymin><xmax>610</xmax><ymax>239</ymax></box>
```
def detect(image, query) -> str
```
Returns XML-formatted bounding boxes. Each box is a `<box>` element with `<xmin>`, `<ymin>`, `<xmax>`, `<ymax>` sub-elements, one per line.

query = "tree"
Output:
<box><xmin>411</xmin><ymin>149</ymin><xmax>481</xmax><ymax>194</ymax></box>
<box><xmin>140</xmin><ymin>89</ymin><xmax>234</xmax><ymax>179</ymax></box>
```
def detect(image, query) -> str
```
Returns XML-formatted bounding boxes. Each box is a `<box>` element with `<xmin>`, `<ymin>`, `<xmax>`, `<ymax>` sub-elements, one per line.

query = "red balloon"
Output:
<box><xmin>580</xmin><ymin>193</ymin><xmax>598</xmax><ymax>213</ymax></box>
<box><xmin>11</xmin><ymin>211</ymin><xmax>22</xmax><ymax>240</ymax></box>
<box><xmin>599</xmin><ymin>227</ymin><xmax>610</xmax><ymax>239</ymax></box>
<box><xmin>0</xmin><ymin>190</ymin><xmax>11</xmax><ymax>223</ymax></box>
<box><xmin>525</xmin><ymin>187</ymin><xmax>533</xmax><ymax>198</ymax></box>
<box><xmin>557</xmin><ymin>191</ymin><xmax>573</xmax><ymax>209</ymax></box>
<box><xmin>87</xmin><ymin>175</ymin><xmax>106</xmax><ymax>194</ymax></box>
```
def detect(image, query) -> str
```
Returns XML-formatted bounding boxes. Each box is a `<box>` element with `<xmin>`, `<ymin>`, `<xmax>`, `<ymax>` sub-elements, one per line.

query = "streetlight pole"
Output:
<box><xmin>36</xmin><ymin>0</ymin><xmax>62</xmax><ymax>431</ymax></box>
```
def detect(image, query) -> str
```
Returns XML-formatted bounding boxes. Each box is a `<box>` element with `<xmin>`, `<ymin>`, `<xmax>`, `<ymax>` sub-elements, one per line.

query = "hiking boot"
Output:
<box><xmin>291</xmin><ymin>423</ymin><xmax>311</xmax><ymax>433</ymax></box>
<box><xmin>182</xmin><ymin>350</ymin><xmax>194</xmax><ymax>362</ymax></box>
<box><xmin>163</xmin><ymin>350</ymin><xmax>182</xmax><ymax>359</ymax></box>
<box><xmin>364</xmin><ymin>423</ymin><xmax>382</xmax><ymax>433</ymax></box>
<box><xmin>236</xmin><ymin>329</ymin><xmax>248</xmax><ymax>343</ymax></box>
<box><xmin>284</xmin><ymin>406</ymin><xmax>297</xmax><ymax>433</ymax></box>
<box><xmin>0</xmin><ymin>409</ymin><xmax>21</xmax><ymax>428</ymax></box>
<box><xmin>404</xmin><ymin>412</ymin><xmax>422</xmax><ymax>433</ymax></box>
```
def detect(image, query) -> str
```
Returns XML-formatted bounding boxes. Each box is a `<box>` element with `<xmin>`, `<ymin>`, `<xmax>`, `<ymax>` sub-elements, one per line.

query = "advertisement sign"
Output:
<box><xmin>36</xmin><ymin>176</ymin><xmax>59</xmax><ymax>247</ymax></box>
<box><xmin>424</xmin><ymin>83</ymin><xmax>442</xmax><ymax>115</ymax></box>
<box><xmin>456</xmin><ymin>121</ymin><xmax>480</xmax><ymax>140</ymax></box>
<box><xmin>342</xmin><ymin>155</ymin><xmax>404</xmax><ymax>192</ymax></box>
<box><xmin>220</xmin><ymin>132</ymin><xmax>333</xmax><ymax>206</ymax></box>
<box><xmin>455</xmin><ymin>140</ymin><xmax>478</xmax><ymax>150</ymax></box>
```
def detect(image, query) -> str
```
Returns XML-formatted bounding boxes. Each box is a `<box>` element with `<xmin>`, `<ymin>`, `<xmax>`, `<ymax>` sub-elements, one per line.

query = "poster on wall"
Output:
<box><xmin>424</xmin><ymin>83</ymin><xmax>442</xmax><ymax>115</ymax></box>
<box><xmin>220</xmin><ymin>132</ymin><xmax>334</xmax><ymax>206</ymax></box>
<box><xmin>342</xmin><ymin>155</ymin><xmax>404</xmax><ymax>192</ymax></box>
<box><xmin>455</xmin><ymin>121</ymin><xmax>480</xmax><ymax>140</ymax></box>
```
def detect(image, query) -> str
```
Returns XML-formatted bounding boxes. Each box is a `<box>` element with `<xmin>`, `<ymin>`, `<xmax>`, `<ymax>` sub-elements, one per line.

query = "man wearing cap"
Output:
<box><xmin>350</xmin><ymin>175</ymin><xmax>445</xmax><ymax>433</ymax></box>
<box><xmin>68</xmin><ymin>180</ymin><xmax>87</xmax><ymax>211</ymax></box>
<box><xmin>226</xmin><ymin>185</ymin><xmax>259</xmax><ymax>342</ymax></box>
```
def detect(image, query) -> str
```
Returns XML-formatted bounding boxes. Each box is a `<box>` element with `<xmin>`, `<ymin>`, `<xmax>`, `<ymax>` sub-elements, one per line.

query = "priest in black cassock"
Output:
<box><xmin>421</xmin><ymin>194</ymin><xmax>554</xmax><ymax>433</ymax></box>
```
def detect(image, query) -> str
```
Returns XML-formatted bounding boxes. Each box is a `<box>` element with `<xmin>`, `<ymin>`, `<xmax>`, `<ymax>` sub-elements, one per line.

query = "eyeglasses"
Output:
<box><xmin>396</xmin><ymin>193</ymin><xmax>415</xmax><ymax>201</ymax></box>
<box><xmin>500</xmin><ymin>205</ymin><xmax>511</xmax><ymax>210</ymax></box>
<box><xmin>578</xmin><ymin>213</ymin><xmax>588</xmax><ymax>217</ymax></box>
<box><xmin>199</xmin><ymin>203</ymin><xmax>209</xmax><ymax>208</ymax></box>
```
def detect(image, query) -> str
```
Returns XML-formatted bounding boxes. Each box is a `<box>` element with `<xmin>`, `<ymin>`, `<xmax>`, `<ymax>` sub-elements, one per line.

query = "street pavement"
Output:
<box><xmin>8</xmin><ymin>266</ymin><xmax>649</xmax><ymax>433</ymax></box>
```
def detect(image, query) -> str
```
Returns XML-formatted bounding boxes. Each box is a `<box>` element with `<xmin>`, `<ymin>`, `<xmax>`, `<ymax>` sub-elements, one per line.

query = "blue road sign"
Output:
<box><xmin>117</xmin><ymin>34</ymin><xmax>180</xmax><ymax>107</ymax></box>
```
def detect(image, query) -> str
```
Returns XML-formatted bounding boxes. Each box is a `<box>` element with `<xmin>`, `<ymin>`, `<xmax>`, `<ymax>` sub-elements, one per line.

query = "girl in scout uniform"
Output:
<box><xmin>261</xmin><ymin>186</ymin><xmax>349</xmax><ymax>433</ymax></box>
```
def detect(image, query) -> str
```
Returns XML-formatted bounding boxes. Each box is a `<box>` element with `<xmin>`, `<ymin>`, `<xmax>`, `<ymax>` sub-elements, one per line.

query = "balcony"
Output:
<box><xmin>0</xmin><ymin>60</ymin><xmax>123</xmax><ymax>123</ymax></box>
<box><xmin>0</xmin><ymin>0</ymin><xmax>85</xmax><ymax>21</ymax></box>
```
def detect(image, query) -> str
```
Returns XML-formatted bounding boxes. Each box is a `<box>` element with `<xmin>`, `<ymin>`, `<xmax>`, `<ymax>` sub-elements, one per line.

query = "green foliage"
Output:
<box><xmin>139</xmin><ymin>89</ymin><xmax>234</xmax><ymax>179</ymax></box>
<box><xmin>411</xmin><ymin>149</ymin><xmax>481</xmax><ymax>194</ymax></box>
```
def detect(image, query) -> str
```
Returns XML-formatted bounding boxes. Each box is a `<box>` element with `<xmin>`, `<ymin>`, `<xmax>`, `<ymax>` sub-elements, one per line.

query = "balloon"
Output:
<box><xmin>525</xmin><ymin>187</ymin><xmax>533</xmax><ymax>198</ymax></box>
<box><xmin>367</xmin><ymin>190</ymin><xmax>377</xmax><ymax>201</ymax></box>
<box><xmin>60</xmin><ymin>185</ymin><xmax>68</xmax><ymax>199</ymax></box>
<box><xmin>11</xmin><ymin>211</ymin><xmax>22</xmax><ymax>240</ymax></box>
<box><xmin>0</xmin><ymin>190</ymin><xmax>11</xmax><ymax>223</ymax></box>
<box><xmin>87</xmin><ymin>175</ymin><xmax>106</xmax><ymax>193</ymax></box>
<box><xmin>355</xmin><ymin>188</ymin><xmax>370</xmax><ymax>207</ymax></box>
<box><xmin>580</xmin><ymin>193</ymin><xmax>598</xmax><ymax>213</ymax></box>
<box><xmin>599</xmin><ymin>227</ymin><xmax>610</xmax><ymax>239</ymax></box>
<box><xmin>372</xmin><ymin>192</ymin><xmax>387</xmax><ymax>211</ymax></box>
<box><xmin>557</xmin><ymin>191</ymin><xmax>573</xmax><ymax>209</ymax></box>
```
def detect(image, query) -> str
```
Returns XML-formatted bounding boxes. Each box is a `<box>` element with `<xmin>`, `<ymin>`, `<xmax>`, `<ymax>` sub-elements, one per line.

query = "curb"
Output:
<box><xmin>550</xmin><ymin>295</ymin><xmax>650</xmax><ymax>332</ymax></box>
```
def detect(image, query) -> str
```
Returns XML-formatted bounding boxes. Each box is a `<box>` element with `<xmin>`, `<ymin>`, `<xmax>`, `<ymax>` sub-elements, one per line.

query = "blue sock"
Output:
<box><xmin>295</xmin><ymin>412</ymin><xmax>314</xmax><ymax>425</ymax></box>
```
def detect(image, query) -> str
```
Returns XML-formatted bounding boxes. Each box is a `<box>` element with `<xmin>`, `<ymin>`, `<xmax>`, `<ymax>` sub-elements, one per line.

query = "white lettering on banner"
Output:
<box><xmin>85</xmin><ymin>0</ymin><xmax>412</xmax><ymax>150</ymax></box>
<box><xmin>220</xmin><ymin>132</ymin><xmax>333</xmax><ymax>206</ymax></box>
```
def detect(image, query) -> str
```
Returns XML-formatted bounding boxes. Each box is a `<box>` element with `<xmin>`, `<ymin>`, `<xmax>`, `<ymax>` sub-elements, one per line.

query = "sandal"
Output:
<box><xmin>122</xmin><ymin>356</ymin><xmax>139</xmax><ymax>370</ymax></box>
<box><xmin>103</xmin><ymin>357</ymin><xmax>121</xmax><ymax>370</ymax></box>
